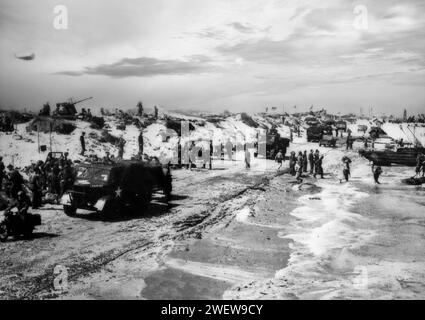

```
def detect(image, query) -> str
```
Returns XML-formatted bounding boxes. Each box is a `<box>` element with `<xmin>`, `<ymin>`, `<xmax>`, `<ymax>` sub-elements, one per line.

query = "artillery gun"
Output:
<box><xmin>52</xmin><ymin>97</ymin><xmax>93</xmax><ymax>120</ymax></box>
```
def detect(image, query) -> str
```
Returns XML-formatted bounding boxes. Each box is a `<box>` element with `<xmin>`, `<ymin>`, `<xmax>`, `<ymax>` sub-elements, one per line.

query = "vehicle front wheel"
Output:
<box><xmin>23</xmin><ymin>226</ymin><xmax>34</xmax><ymax>239</ymax></box>
<box><xmin>63</xmin><ymin>205</ymin><xmax>77</xmax><ymax>217</ymax></box>
<box><xmin>0</xmin><ymin>223</ymin><xmax>8</xmax><ymax>242</ymax></box>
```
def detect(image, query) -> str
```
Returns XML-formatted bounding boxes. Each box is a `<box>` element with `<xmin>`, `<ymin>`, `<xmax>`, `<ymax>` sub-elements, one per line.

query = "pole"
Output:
<box><xmin>37</xmin><ymin>123</ymin><xmax>40</xmax><ymax>153</ymax></box>
<box><xmin>49</xmin><ymin>122</ymin><xmax>52</xmax><ymax>152</ymax></box>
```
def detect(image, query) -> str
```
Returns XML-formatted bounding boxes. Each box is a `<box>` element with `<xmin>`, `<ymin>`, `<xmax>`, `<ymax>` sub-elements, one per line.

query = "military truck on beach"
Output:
<box><xmin>61</xmin><ymin>160</ymin><xmax>172</xmax><ymax>216</ymax></box>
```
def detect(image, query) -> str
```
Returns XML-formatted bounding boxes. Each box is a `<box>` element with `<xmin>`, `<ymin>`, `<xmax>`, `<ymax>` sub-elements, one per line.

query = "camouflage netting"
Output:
<box><xmin>166</xmin><ymin>119</ymin><xmax>195</xmax><ymax>136</ymax></box>
<box><xmin>55</xmin><ymin>122</ymin><xmax>76</xmax><ymax>134</ymax></box>
<box><xmin>26</xmin><ymin>117</ymin><xmax>76</xmax><ymax>134</ymax></box>
<box><xmin>89</xmin><ymin>116</ymin><xmax>105</xmax><ymax>129</ymax></box>
<box><xmin>240</xmin><ymin>113</ymin><xmax>259</xmax><ymax>128</ymax></box>
<box><xmin>98</xmin><ymin>130</ymin><xmax>120</xmax><ymax>145</ymax></box>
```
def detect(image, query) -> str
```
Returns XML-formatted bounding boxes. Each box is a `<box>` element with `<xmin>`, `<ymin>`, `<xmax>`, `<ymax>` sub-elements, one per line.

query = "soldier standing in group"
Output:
<box><xmin>138</xmin><ymin>131</ymin><xmax>144</xmax><ymax>156</ymax></box>
<box><xmin>314</xmin><ymin>154</ymin><xmax>324</xmax><ymax>179</ymax></box>
<box><xmin>346</xmin><ymin>129</ymin><xmax>352</xmax><ymax>150</ymax></box>
<box><xmin>302</xmin><ymin>150</ymin><xmax>308</xmax><ymax>173</ymax></box>
<box><xmin>415</xmin><ymin>153</ymin><xmax>424</xmax><ymax>178</ymax></box>
<box><xmin>60</xmin><ymin>163</ymin><xmax>74</xmax><ymax>196</ymax></box>
<box><xmin>7</xmin><ymin>165</ymin><xmax>24</xmax><ymax>199</ymax></box>
<box><xmin>244</xmin><ymin>146</ymin><xmax>251</xmax><ymax>169</ymax></box>
<box><xmin>289</xmin><ymin>151</ymin><xmax>296</xmax><ymax>176</ymax></box>
<box><xmin>209</xmin><ymin>141</ymin><xmax>214</xmax><ymax>170</ymax></box>
<box><xmin>0</xmin><ymin>156</ymin><xmax>5</xmax><ymax>190</ymax></box>
<box><xmin>275</xmin><ymin>149</ymin><xmax>284</xmax><ymax>170</ymax></box>
<box><xmin>118</xmin><ymin>137</ymin><xmax>126</xmax><ymax>159</ymax></box>
<box><xmin>296</xmin><ymin>151</ymin><xmax>303</xmax><ymax>182</ymax></box>
<box><xmin>5</xmin><ymin>191</ymin><xmax>31</xmax><ymax>223</ymax></box>
<box><xmin>308</xmin><ymin>150</ymin><xmax>315</xmax><ymax>174</ymax></box>
<box><xmin>51</xmin><ymin>163</ymin><xmax>61</xmax><ymax>197</ymax></box>
<box><xmin>30</xmin><ymin>168</ymin><xmax>43</xmax><ymax>209</ymax></box>
<box><xmin>80</xmin><ymin>132</ymin><xmax>86</xmax><ymax>156</ymax></box>
<box><xmin>87</xmin><ymin>108</ymin><xmax>93</xmax><ymax>121</ymax></box>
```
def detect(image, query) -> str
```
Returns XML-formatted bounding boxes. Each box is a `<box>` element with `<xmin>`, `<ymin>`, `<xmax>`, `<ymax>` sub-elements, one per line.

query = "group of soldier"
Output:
<box><xmin>275</xmin><ymin>149</ymin><xmax>325</xmax><ymax>182</ymax></box>
<box><xmin>0</xmin><ymin>153</ymin><xmax>76</xmax><ymax>217</ymax></box>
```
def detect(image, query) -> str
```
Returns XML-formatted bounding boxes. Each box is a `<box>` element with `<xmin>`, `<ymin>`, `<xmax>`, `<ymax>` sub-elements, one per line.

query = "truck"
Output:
<box><xmin>60</xmin><ymin>160</ymin><xmax>172</xmax><ymax>216</ymax></box>
<box><xmin>336</xmin><ymin>120</ymin><xmax>347</xmax><ymax>132</ymax></box>
<box><xmin>307</xmin><ymin>125</ymin><xmax>333</xmax><ymax>142</ymax></box>
<box><xmin>254</xmin><ymin>129</ymin><xmax>290</xmax><ymax>160</ymax></box>
<box><xmin>319</xmin><ymin>134</ymin><xmax>337</xmax><ymax>147</ymax></box>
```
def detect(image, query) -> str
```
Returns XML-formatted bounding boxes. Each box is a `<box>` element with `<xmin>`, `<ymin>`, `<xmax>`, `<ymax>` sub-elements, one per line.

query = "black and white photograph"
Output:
<box><xmin>0</xmin><ymin>0</ymin><xmax>425</xmax><ymax>304</ymax></box>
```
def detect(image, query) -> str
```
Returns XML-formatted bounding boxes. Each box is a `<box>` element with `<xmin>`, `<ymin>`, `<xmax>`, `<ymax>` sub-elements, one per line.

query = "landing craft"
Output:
<box><xmin>359</xmin><ymin>147</ymin><xmax>425</xmax><ymax>166</ymax></box>
<box><xmin>359</xmin><ymin>125</ymin><xmax>425</xmax><ymax>166</ymax></box>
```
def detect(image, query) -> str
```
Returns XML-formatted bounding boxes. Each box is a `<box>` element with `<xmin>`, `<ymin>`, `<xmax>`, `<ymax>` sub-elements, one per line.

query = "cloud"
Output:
<box><xmin>57</xmin><ymin>55</ymin><xmax>218</xmax><ymax>78</ymax></box>
<box><xmin>228</xmin><ymin>22</ymin><xmax>255</xmax><ymax>33</ymax></box>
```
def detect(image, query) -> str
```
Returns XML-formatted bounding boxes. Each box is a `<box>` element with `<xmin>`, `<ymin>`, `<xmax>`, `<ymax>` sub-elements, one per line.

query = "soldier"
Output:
<box><xmin>308</xmin><ymin>150</ymin><xmax>314</xmax><ymax>174</ymax></box>
<box><xmin>138</xmin><ymin>131</ymin><xmax>144</xmax><ymax>155</ymax></box>
<box><xmin>87</xmin><ymin>108</ymin><xmax>93</xmax><ymax>120</ymax></box>
<box><xmin>51</xmin><ymin>163</ymin><xmax>61</xmax><ymax>197</ymax></box>
<box><xmin>137</xmin><ymin>101</ymin><xmax>144</xmax><ymax>117</ymax></box>
<box><xmin>81</xmin><ymin>108</ymin><xmax>87</xmax><ymax>119</ymax></box>
<box><xmin>314</xmin><ymin>155</ymin><xmax>324</xmax><ymax>179</ymax></box>
<box><xmin>0</xmin><ymin>156</ymin><xmax>5</xmax><ymax>190</ymax></box>
<box><xmin>154</xmin><ymin>106</ymin><xmax>158</xmax><ymax>119</ymax></box>
<box><xmin>372</xmin><ymin>164</ymin><xmax>383</xmax><ymax>184</ymax></box>
<box><xmin>346</xmin><ymin>129</ymin><xmax>352</xmax><ymax>150</ymax></box>
<box><xmin>275</xmin><ymin>149</ymin><xmax>284</xmax><ymax>170</ymax></box>
<box><xmin>29</xmin><ymin>168</ymin><xmax>43</xmax><ymax>209</ymax></box>
<box><xmin>415</xmin><ymin>153</ymin><xmax>424</xmax><ymax>178</ymax></box>
<box><xmin>296</xmin><ymin>152</ymin><xmax>303</xmax><ymax>182</ymax></box>
<box><xmin>245</xmin><ymin>146</ymin><xmax>251</xmax><ymax>169</ymax></box>
<box><xmin>5</xmin><ymin>191</ymin><xmax>31</xmax><ymax>222</ymax></box>
<box><xmin>289</xmin><ymin>152</ymin><xmax>296</xmax><ymax>176</ymax></box>
<box><xmin>118</xmin><ymin>137</ymin><xmax>126</xmax><ymax>159</ymax></box>
<box><xmin>60</xmin><ymin>163</ymin><xmax>74</xmax><ymax>196</ymax></box>
<box><xmin>302</xmin><ymin>150</ymin><xmax>308</xmax><ymax>173</ymax></box>
<box><xmin>7</xmin><ymin>165</ymin><xmax>24</xmax><ymax>199</ymax></box>
<box><xmin>80</xmin><ymin>132</ymin><xmax>86</xmax><ymax>156</ymax></box>
<box><xmin>342</xmin><ymin>156</ymin><xmax>352</xmax><ymax>182</ymax></box>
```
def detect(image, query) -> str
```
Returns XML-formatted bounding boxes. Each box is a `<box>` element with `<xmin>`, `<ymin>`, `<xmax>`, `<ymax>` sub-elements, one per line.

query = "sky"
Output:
<box><xmin>0</xmin><ymin>0</ymin><xmax>424</xmax><ymax>116</ymax></box>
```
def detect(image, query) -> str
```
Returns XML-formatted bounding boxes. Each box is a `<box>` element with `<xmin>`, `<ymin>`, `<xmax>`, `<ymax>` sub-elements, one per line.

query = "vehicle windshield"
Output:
<box><xmin>75</xmin><ymin>165</ymin><xmax>111</xmax><ymax>185</ymax></box>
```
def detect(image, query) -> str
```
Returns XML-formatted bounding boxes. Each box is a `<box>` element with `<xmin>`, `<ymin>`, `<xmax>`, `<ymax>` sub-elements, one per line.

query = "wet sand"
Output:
<box><xmin>224</xmin><ymin>164</ymin><xmax>425</xmax><ymax>300</ymax></box>
<box><xmin>141</xmin><ymin>176</ymin><xmax>319</xmax><ymax>299</ymax></box>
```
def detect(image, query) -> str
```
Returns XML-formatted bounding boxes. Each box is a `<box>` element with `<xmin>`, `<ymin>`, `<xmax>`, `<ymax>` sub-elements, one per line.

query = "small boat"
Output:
<box><xmin>359</xmin><ymin>147</ymin><xmax>425</xmax><ymax>166</ymax></box>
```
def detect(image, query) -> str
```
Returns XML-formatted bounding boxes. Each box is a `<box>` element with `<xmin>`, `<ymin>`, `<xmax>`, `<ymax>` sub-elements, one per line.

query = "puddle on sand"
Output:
<box><xmin>142</xmin><ymin>267</ymin><xmax>232</xmax><ymax>300</ymax></box>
